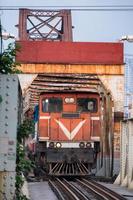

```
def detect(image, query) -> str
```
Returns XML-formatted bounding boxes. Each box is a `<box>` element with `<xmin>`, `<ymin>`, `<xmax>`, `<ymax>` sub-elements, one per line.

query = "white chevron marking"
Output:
<box><xmin>71</xmin><ymin>120</ymin><xmax>86</xmax><ymax>139</ymax></box>
<box><xmin>55</xmin><ymin>119</ymin><xmax>86</xmax><ymax>140</ymax></box>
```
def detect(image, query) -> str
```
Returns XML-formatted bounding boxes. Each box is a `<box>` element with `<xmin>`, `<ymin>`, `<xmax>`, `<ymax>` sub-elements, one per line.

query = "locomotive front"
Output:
<box><xmin>37</xmin><ymin>92</ymin><xmax>101</xmax><ymax>176</ymax></box>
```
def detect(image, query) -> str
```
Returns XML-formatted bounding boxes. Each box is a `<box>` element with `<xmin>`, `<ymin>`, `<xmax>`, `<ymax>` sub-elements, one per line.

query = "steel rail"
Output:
<box><xmin>76</xmin><ymin>179</ymin><xmax>126</xmax><ymax>200</ymax></box>
<box><xmin>49</xmin><ymin>179</ymin><xmax>65</xmax><ymax>200</ymax></box>
<box><xmin>76</xmin><ymin>179</ymin><xmax>109</xmax><ymax>200</ymax></box>
<box><xmin>62</xmin><ymin>178</ymin><xmax>91</xmax><ymax>200</ymax></box>
<box><xmin>49</xmin><ymin>178</ymin><xmax>91</xmax><ymax>200</ymax></box>
<box><xmin>55</xmin><ymin>178</ymin><xmax>80</xmax><ymax>200</ymax></box>
<box><xmin>89</xmin><ymin>180</ymin><xmax>126</xmax><ymax>200</ymax></box>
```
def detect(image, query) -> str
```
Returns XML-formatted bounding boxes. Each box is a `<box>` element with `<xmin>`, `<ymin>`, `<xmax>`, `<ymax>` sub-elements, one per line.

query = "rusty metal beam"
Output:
<box><xmin>37</xmin><ymin>73</ymin><xmax>99</xmax><ymax>78</ymax></box>
<box><xmin>31</xmin><ymin>82</ymin><xmax>100</xmax><ymax>87</ymax></box>
<box><xmin>19</xmin><ymin>9</ymin><xmax>73</xmax><ymax>41</ymax></box>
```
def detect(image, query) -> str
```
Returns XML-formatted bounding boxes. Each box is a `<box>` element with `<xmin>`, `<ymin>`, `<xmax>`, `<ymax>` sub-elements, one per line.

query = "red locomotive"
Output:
<box><xmin>35</xmin><ymin>92</ymin><xmax>101</xmax><ymax>176</ymax></box>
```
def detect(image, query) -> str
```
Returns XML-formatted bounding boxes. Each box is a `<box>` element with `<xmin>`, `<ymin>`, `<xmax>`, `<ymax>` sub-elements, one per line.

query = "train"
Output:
<box><xmin>33</xmin><ymin>91</ymin><xmax>101</xmax><ymax>176</ymax></box>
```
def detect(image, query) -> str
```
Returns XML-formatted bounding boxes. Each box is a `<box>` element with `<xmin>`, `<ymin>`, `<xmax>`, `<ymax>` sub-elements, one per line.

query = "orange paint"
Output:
<box><xmin>38</xmin><ymin>93</ymin><xmax>101</xmax><ymax>142</ymax></box>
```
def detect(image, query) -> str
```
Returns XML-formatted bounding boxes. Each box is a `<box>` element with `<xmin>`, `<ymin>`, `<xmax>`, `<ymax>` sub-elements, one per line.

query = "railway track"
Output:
<box><xmin>49</xmin><ymin>178</ymin><xmax>91</xmax><ymax>200</ymax></box>
<box><xmin>76</xmin><ymin>178</ymin><xmax>126</xmax><ymax>200</ymax></box>
<box><xmin>49</xmin><ymin>178</ymin><xmax>127</xmax><ymax>200</ymax></box>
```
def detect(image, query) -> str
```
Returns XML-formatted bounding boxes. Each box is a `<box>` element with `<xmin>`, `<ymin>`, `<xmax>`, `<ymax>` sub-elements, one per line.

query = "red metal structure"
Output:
<box><xmin>16</xmin><ymin>41</ymin><xmax>123</xmax><ymax>65</ymax></box>
<box><xmin>18</xmin><ymin>9</ymin><xmax>73</xmax><ymax>41</ymax></box>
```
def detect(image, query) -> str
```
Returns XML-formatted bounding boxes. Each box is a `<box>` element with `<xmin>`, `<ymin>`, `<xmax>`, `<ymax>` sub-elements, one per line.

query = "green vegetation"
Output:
<box><xmin>16</xmin><ymin>119</ymin><xmax>34</xmax><ymax>200</ymax></box>
<box><xmin>0</xmin><ymin>43</ymin><xmax>21</xmax><ymax>74</ymax></box>
<box><xmin>0</xmin><ymin>95</ymin><xmax>2</xmax><ymax>103</ymax></box>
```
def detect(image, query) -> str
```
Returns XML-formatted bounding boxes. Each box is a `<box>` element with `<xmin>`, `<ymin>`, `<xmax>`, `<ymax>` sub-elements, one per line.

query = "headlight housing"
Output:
<box><xmin>56</xmin><ymin>142</ymin><xmax>62</xmax><ymax>148</ymax></box>
<box><xmin>86</xmin><ymin>142</ymin><xmax>91</xmax><ymax>148</ymax></box>
<box><xmin>49</xmin><ymin>142</ymin><xmax>54</xmax><ymax>148</ymax></box>
<box><xmin>79</xmin><ymin>142</ymin><xmax>85</xmax><ymax>148</ymax></box>
<box><xmin>65</xmin><ymin>97</ymin><xmax>75</xmax><ymax>103</ymax></box>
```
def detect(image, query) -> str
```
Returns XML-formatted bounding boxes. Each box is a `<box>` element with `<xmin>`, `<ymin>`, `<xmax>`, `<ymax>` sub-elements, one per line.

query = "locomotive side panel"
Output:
<box><xmin>39</xmin><ymin>117</ymin><xmax>50</xmax><ymax>140</ymax></box>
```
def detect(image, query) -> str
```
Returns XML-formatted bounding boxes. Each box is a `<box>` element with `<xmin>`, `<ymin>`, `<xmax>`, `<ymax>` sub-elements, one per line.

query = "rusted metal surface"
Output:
<box><xmin>114</xmin><ymin>112</ymin><xmax>124</xmax><ymax>122</ymax></box>
<box><xmin>18</xmin><ymin>63</ymin><xmax>124</xmax><ymax>74</ymax></box>
<box><xmin>18</xmin><ymin>9</ymin><xmax>73</xmax><ymax>41</ymax></box>
<box><xmin>16</xmin><ymin>41</ymin><xmax>123</xmax><ymax>65</ymax></box>
<box><xmin>27</xmin><ymin>74</ymin><xmax>124</xmax><ymax>113</ymax></box>
<box><xmin>99</xmin><ymin>75</ymin><xmax>124</xmax><ymax>174</ymax></box>
<box><xmin>28</xmin><ymin>74</ymin><xmax>100</xmax><ymax>107</ymax></box>
<box><xmin>99</xmin><ymin>75</ymin><xmax>124</xmax><ymax>112</ymax></box>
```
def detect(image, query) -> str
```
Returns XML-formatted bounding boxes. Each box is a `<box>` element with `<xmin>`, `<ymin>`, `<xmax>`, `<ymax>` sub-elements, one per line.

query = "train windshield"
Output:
<box><xmin>42</xmin><ymin>98</ymin><xmax>63</xmax><ymax>112</ymax></box>
<box><xmin>77</xmin><ymin>98</ymin><xmax>97</xmax><ymax>112</ymax></box>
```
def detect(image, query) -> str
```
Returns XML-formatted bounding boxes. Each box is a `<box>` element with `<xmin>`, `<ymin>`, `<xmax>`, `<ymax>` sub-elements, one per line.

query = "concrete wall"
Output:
<box><xmin>115</xmin><ymin>120</ymin><xmax>133</xmax><ymax>190</ymax></box>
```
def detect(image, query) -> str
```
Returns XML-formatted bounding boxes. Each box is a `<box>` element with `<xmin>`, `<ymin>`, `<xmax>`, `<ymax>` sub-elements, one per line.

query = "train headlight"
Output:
<box><xmin>56</xmin><ymin>142</ymin><xmax>61</xmax><ymax>148</ymax></box>
<box><xmin>79</xmin><ymin>142</ymin><xmax>85</xmax><ymax>148</ymax></box>
<box><xmin>86</xmin><ymin>142</ymin><xmax>91</xmax><ymax>148</ymax></box>
<box><xmin>49</xmin><ymin>142</ymin><xmax>54</xmax><ymax>148</ymax></box>
<box><xmin>65</xmin><ymin>97</ymin><xmax>74</xmax><ymax>103</ymax></box>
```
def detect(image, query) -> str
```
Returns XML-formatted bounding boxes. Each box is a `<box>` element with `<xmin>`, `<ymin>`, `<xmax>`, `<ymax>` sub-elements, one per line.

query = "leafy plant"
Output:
<box><xmin>0</xmin><ymin>43</ymin><xmax>21</xmax><ymax>74</ymax></box>
<box><xmin>17</xmin><ymin>119</ymin><xmax>35</xmax><ymax>143</ymax></box>
<box><xmin>16</xmin><ymin>119</ymin><xmax>35</xmax><ymax>200</ymax></box>
<box><xmin>0</xmin><ymin>95</ymin><xmax>2</xmax><ymax>103</ymax></box>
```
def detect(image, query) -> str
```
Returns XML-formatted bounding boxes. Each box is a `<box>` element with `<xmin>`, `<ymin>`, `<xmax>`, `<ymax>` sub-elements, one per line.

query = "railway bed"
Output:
<box><xmin>28</xmin><ymin>177</ymin><xmax>133</xmax><ymax>200</ymax></box>
<box><xmin>48</xmin><ymin>178</ymin><xmax>127</xmax><ymax>200</ymax></box>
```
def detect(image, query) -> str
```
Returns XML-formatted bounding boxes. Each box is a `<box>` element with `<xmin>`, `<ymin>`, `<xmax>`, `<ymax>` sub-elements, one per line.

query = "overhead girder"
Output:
<box><xmin>19</xmin><ymin>9</ymin><xmax>73</xmax><ymax>41</ymax></box>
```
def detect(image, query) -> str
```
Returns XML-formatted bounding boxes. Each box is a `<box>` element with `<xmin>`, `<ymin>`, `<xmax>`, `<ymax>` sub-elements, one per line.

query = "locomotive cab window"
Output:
<box><xmin>42</xmin><ymin>98</ymin><xmax>63</xmax><ymax>112</ymax></box>
<box><xmin>77</xmin><ymin>98</ymin><xmax>97</xmax><ymax>112</ymax></box>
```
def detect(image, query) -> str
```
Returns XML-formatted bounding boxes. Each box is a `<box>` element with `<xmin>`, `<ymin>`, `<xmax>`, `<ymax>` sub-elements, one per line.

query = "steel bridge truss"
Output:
<box><xmin>19</xmin><ymin>9</ymin><xmax>73</xmax><ymax>41</ymax></box>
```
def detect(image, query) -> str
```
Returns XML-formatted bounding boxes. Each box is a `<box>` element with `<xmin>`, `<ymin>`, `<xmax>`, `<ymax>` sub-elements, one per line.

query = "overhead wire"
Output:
<box><xmin>1</xmin><ymin>5</ymin><xmax>133</xmax><ymax>11</ymax></box>
<box><xmin>1</xmin><ymin>5</ymin><xmax>133</xmax><ymax>7</ymax></box>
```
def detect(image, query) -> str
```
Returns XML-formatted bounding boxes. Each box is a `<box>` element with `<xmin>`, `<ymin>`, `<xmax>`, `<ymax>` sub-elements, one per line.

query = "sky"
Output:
<box><xmin>1</xmin><ymin>0</ymin><xmax>133</xmax><ymax>55</ymax></box>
